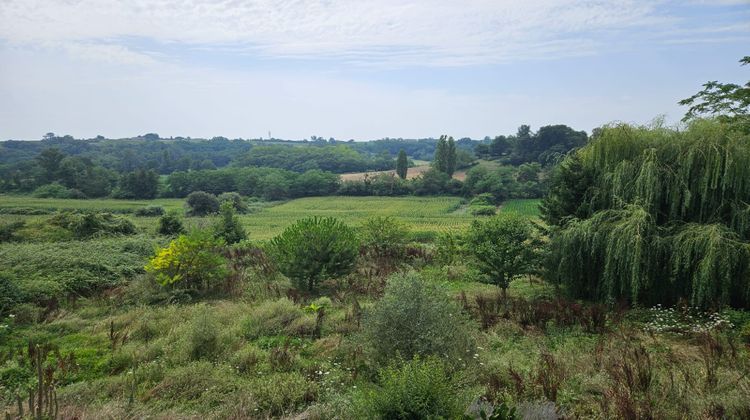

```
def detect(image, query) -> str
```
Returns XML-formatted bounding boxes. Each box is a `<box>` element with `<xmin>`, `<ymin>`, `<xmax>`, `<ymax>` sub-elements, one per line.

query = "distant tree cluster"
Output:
<box><xmin>432</xmin><ymin>135</ymin><xmax>457</xmax><ymax>176</ymax></box>
<box><xmin>475</xmin><ymin>124</ymin><xmax>588</xmax><ymax>166</ymax></box>
<box><xmin>234</xmin><ymin>144</ymin><xmax>393</xmax><ymax>173</ymax></box>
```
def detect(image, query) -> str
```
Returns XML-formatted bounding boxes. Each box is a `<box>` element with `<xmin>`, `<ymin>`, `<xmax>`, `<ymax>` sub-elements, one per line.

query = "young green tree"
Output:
<box><xmin>466</xmin><ymin>213</ymin><xmax>540</xmax><ymax>293</ymax></box>
<box><xmin>186</xmin><ymin>191</ymin><xmax>220</xmax><ymax>216</ymax></box>
<box><xmin>446</xmin><ymin>136</ymin><xmax>457</xmax><ymax>176</ymax></box>
<box><xmin>360</xmin><ymin>217</ymin><xmax>408</xmax><ymax>274</ymax></box>
<box><xmin>213</xmin><ymin>201</ymin><xmax>247</xmax><ymax>244</ymax></box>
<box><xmin>396</xmin><ymin>149</ymin><xmax>408</xmax><ymax>179</ymax></box>
<box><xmin>157</xmin><ymin>211</ymin><xmax>185</xmax><ymax>236</ymax></box>
<box><xmin>145</xmin><ymin>229</ymin><xmax>227</xmax><ymax>291</ymax></box>
<box><xmin>270</xmin><ymin>217</ymin><xmax>358</xmax><ymax>292</ymax></box>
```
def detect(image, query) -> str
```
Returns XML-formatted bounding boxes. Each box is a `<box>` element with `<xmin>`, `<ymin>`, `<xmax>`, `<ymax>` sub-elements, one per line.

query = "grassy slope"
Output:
<box><xmin>1</xmin><ymin>195</ymin><xmax>749</xmax><ymax>418</ymax></box>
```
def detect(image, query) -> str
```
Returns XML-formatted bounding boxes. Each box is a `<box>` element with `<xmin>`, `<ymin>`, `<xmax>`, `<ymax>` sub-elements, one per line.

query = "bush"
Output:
<box><xmin>470</xmin><ymin>205</ymin><xmax>497</xmax><ymax>216</ymax></box>
<box><xmin>213</xmin><ymin>202</ymin><xmax>247</xmax><ymax>244</ymax></box>
<box><xmin>357</xmin><ymin>357</ymin><xmax>463</xmax><ymax>419</ymax></box>
<box><xmin>0</xmin><ymin>235</ymin><xmax>160</xmax><ymax>306</ymax></box>
<box><xmin>186</xmin><ymin>191</ymin><xmax>220</xmax><ymax>216</ymax></box>
<box><xmin>363</xmin><ymin>272</ymin><xmax>475</xmax><ymax>363</ymax></box>
<box><xmin>32</xmin><ymin>182</ymin><xmax>78</xmax><ymax>198</ymax></box>
<box><xmin>145</xmin><ymin>230</ymin><xmax>227</xmax><ymax>291</ymax></box>
<box><xmin>0</xmin><ymin>221</ymin><xmax>25</xmax><ymax>243</ymax></box>
<box><xmin>48</xmin><ymin>211</ymin><xmax>136</xmax><ymax>238</ymax></box>
<box><xmin>470</xmin><ymin>193</ymin><xmax>496</xmax><ymax>206</ymax></box>
<box><xmin>0</xmin><ymin>274</ymin><xmax>21</xmax><ymax>316</ymax></box>
<box><xmin>157</xmin><ymin>211</ymin><xmax>185</xmax><ymax>236</ymax></box>
<box><xmin>359</xmin><ymin>217</ymin><xmax>408</xmax><ymax>273</ymax></box>
<box><xmin>218</xmin><ymin>192</ymin><xmax>249</xmax><ymax>213</ymax></box>
<box><xmin>134</xmin><ymin>205</ymin><xmax>165</xmax><ymax>217</ymax></box>
<box><xmin>270</xmin><ymin>217</ymin><xmax>358</xmax><ymax>292</ymax></box>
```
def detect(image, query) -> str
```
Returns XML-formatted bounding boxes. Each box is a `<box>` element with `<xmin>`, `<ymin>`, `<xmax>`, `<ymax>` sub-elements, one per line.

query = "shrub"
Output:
<box><xmin>32</xmin><ymin>182</ymin><xmax>77</xmax><ymax>198</ymax></box>
<box><xmin>470</xmin><ymin>205</ymin><xmax>497</xmax><ymax>216</ymax></box>
<box><xmin>359</xmin><ymin>216</ymin><xmax>408</xmax><ymax>274</ymax></box>
<box><xmin>465</xmin><ymin>213</ymin><xmax>541</xmax><ymax>292</ymax></box>
<box><xmin>186</xmin><ymin>191</ymin><xmax>220</xmax><ymax>216</ymax></box>
<box><xmin>218</xmin><ymin>192</ymin><xmax>248</xmax><ymax>213</ymax></box>
<box><xmin>470</xmin><ymin>193</ymin><xmax>496</xmax><ymax>206</ymax></box>
<box><xmin>145</xmin><ymin>230</ymin><xmax>227</xmax><ymax>291</ymax></box>
<box><xmin>363</xmin><ymin>272</ymin><xmax>475</xmax><ymax>363</ymax></box>
<box><xmin>1</xmin><ymin>235</ymin><xmax>160</xmax><ymax>306</ymax></box>
<box><xmin>213</xmin><ymin>201</ymin><xmax>247</xmax><ymax>244</ymax></box>
<box><xmin>134</xmin><ymin>205</ymin><xmax>165</xmax><ymax>217</ymax></box>
<box><xmin>0</xmin><ymin>274</ymin><xmax>21</xmax><ymax>316</ymax></box>
<box><xmin>157</xmin><ymin>211</ymin><xmax>185</xmax><ymax>236</ymax></box>
<box><xmin>49</xmin><ymin>211</ymin><xmax>136</xmax><ymax>238</ymax></box>
<box><xmin>0</xmin><ymin>221</ymin><xmax>25</xmax><ymax>243</ymax></box>
<box><xmin>358</xmin><ymin>356</ymin><xmax>463</xmax><ymax>419</ymax></box>
<box><xmin>270</xmin><ymin>217</ymin><xmax>358</xmax><ymax>292</ymax></box>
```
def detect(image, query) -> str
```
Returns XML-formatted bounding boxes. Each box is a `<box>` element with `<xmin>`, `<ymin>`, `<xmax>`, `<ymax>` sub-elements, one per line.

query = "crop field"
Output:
<box><xmin>0</xmin><ymin>195</ymin><xmax>540</xmax><ymax>241</ymax></box>
<box><xmin>500</xmin><ymin>198</ymin><xmax>541</xmax><ymax>217</ymax></box>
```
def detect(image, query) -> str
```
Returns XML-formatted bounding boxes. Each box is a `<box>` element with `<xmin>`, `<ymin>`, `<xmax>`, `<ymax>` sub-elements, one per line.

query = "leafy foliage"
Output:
<box><xmin>546</xmin><ymin>121</ymin><xmax>750</xmax><ymax>308</ymax></box>
<box><xmin>466</xmin><ymin>213</ymin><xmax>541</xmax><ymax>291</ymax></box>
<box><xmin>358</xmin><ymin>356</ymin><xmax>464</xmax><ymax>419</ymax></box>
<box><xmin>186</xmin><ymin>191</ymin><xmax>220</xmax><ymax>216</ymax></box>
<box><xmin>363</xmin><ymin>272</ymin><xmax>475</xmax><ymax>363</ymax></box>
<box><xmin>157</xmin><ymin>211</ymin><xmax>185</xmax><ymax>236</ymax></box>
<box><xmin>270</xmin><ymin>217</ymin><xmax>358</xmax><ymax>292</ymax></box>
<box><xmin>679</xmin><ymin>56</ymin><xmax>750</xmax><ymax>132</ymax></box>
<box><xmin>213</xmin><ymin>201</ymin><xmax>247</xmax><ymax>244</ymax></box>
<box><xmin>396</xmin><ymin>149</ymin><xmax>408</xmax><ymax>179</ymax></box>
<box><xmin>145</xmin><ymin>230</ymin><xmax>227</xmax><ymax>291</ymax></box>
<box><xmin>49</xmin><ymin>211</ymin><xmax>136</xmax><ymax>238</ymax></box>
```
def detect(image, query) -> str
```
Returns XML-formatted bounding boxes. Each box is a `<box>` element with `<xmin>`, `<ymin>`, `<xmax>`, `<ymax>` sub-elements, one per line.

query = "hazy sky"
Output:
<box><xmin>1</xmin><ymin>0</ymin><xmax>748</xmax><ymax>141</ymax></box>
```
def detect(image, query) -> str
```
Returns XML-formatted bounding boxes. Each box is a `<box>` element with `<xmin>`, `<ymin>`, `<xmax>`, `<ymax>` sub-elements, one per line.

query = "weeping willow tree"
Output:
<box><xmin>544</xmin><ymin>119</ymin><xmax>750</xmax><ymax>308</ymax></box>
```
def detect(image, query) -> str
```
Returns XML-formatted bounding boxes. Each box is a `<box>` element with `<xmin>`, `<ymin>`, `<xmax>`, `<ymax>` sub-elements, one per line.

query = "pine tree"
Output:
<box><xmin>396</xmin><ymin>149</ymin><xmax>408</xmax><ymax>179</ymax></box>
<box><xmin>446</xmin><ymin>137</ymin><xmax>456</xmax><ymax>176</ymax></box>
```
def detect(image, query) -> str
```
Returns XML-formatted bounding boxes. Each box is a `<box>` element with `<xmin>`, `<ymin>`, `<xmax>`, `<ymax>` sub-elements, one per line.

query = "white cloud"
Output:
<box><xmin>1</xmin><ymin>0</ymin><xmax>740</xmax><ymax>66</ymax></box>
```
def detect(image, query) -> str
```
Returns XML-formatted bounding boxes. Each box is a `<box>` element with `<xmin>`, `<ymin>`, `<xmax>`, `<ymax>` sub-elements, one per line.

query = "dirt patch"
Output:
<box><xmin>340</xmin><ymin>165</ymin><xmax>467</xmax><ymax>181</ymax></box>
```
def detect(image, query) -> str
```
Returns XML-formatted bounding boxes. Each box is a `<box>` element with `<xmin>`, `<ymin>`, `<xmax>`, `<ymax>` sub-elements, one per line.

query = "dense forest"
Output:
<box><xmin>0</xmin><ymin>124</ymin><xmax>586</xmax><ymax>201</ymax></box>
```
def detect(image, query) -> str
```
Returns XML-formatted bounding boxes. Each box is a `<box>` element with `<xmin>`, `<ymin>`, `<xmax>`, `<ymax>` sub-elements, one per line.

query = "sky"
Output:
<box><xmin>0</xmin><ymin>0</ymin><xmax>748</xmax><ymax>141</ymax></box>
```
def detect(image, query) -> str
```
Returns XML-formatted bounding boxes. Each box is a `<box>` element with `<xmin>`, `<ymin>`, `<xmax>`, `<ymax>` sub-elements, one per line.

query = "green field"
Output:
<box><xmin>0</xmin><ymin>195</ymin><xmax>541</xmax><ymax>241</ymax></box>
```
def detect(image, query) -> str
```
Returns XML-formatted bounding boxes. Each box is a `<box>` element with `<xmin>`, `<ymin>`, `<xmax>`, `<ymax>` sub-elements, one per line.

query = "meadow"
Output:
<box><xmin>0</xmin><ymin>194</ymin><xmax>541</xmax><ymax>240</ymax></box>
<box><xmin>2</xmin><ymin>190</ymin><xmax>749</xmax><ymax>419</ymax></box>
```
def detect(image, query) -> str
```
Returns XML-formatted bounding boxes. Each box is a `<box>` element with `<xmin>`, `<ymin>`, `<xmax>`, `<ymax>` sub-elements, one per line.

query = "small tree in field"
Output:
<box><xmin>465</xmin><ymin>213</ymin><xmax>540</xmax><ymax>293</ymax></box>
<box><xmin>145</xmin><ymin>229</ymin><xmax>227</xmax><ymax>291</ymax></box>
<box><xmin>157</xmin><ymin>211</ymin><xmax>185</xmax><ymax>236</ymax></box>
<box><xmin>186</xmin><ymin>191</ymin><xmax>220</xmax><ymax>216</ymax></box>
<box><xmin>213</xmin><ymin>201</ymin><xmax>247</xmax><ymax>244</ymax></box>
<box><xmin>270</xmin><ymin>217</ymin><xmax>358</xmax><ymax>292</ymax></box>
